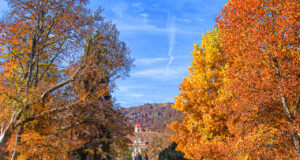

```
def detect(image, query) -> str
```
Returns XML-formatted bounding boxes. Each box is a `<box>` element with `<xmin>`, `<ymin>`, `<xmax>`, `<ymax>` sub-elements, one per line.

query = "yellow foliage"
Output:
<box><xmin>169</xmin><ymin>28</ymin><xmax>229</xmax><ymax>159</ymax></box>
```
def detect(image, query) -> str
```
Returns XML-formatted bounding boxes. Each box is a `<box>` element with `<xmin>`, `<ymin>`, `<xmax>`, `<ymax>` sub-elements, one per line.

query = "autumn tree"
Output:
<box><xmin>0</xmin><ymin>0</ymin><xmax>133</xmax><ymax>159</ymax></box>
<box><xmin>169</xmin><ymin>28</ymin><xmax>230</xmax><ymax>159</ymax></box>
<box><xmin>69</xmin><ymin>23</ymin><xmax>133</xmax><ymax>159</ymax></box>
<box><xmin>217</xmin><ymin>0</ymin><xmax>299</xmax><ymax>158</ymax></box>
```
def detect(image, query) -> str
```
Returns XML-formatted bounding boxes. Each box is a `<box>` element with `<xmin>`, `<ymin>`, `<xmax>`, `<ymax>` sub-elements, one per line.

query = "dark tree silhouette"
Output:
<box><xmin>158</xmin><ymin>142</ymin><xmax>186</xmax><ymax>160</ymax></box>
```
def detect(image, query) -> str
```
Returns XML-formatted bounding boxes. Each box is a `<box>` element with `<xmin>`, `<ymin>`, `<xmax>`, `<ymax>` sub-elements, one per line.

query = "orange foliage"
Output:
<box><xmin>218</xmin><ymin>0</ymin><xmax>299</xmax><ymax>158</ymax></box>
<box><xmin>171</xmin><ymin>0</ymin><xmax>299</xmax><ymax>159</ymax></box>
<box><xmin>0</xmin><ymin>0</ymin><xmax>132</xmax><ymax>159</ymax></box>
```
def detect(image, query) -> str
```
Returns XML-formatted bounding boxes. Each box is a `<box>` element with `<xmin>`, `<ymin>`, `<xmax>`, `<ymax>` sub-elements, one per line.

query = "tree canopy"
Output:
<box><xmin>169</xmin><ymin>28</ymin><xmax>229</xmax><ymax>159</ymax></box>
<box><xmin>170</xmin><ymin>0</ymin><xmax>299</xmax><ymax>159</ymax></box>
<box><xmin>0</xmin><ymin>0</ymin><xmax>133</xmax><ymax>159</ymax></box>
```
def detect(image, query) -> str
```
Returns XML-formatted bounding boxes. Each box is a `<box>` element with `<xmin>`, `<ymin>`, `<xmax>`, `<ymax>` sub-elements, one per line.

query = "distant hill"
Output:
<box><xmin>120</xmin><ymin>103</ymin><xmax>185</xmax><ymax>132</ymax></box>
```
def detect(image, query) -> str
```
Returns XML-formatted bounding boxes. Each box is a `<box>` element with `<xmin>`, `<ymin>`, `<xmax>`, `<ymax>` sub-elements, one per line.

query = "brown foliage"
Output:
<box><xmin>0</xmin><ymin>0</ymin><xmax>133</xmax><ymax>159</ymax></box>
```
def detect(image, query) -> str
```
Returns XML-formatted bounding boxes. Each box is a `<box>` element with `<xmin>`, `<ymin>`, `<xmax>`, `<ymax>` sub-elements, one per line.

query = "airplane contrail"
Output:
<box><xmin>166</xmin><ymin>15</ymin><xmax>176</xmax><ymax>74</ymax></box>
<box><xmin>158</xmin><ymin>14</ymin><xmax>176</xmax><ymax>95</ymax></box>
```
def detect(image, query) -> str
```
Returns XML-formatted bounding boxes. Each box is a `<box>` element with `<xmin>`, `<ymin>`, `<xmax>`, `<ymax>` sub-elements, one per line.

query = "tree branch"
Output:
<box><xmin>38</xmin><ymin>51</ymin><xmax>60</xmax><ymax>81</ymax></box>
<box><xmin>26</xmin><ymin>37</ymin><xmax>37</xmax><ymax>94</ymax></box>
<box><xmin>281</xmin><ymin>94</ymin><xmax>293</xmax><ymax>120</ymax></box>
<box><xmin>40</xmin><ymin>65</ymin><xmax>84</xmax><ymax>101</ymax></box>
<box><xmin>0</xmin><ymin>121</ymin><xmax>5</xmax><ymax>135</ymax></box>
<box><xmin>17</xmin><ymin>100</ymin><xmax>82</xmax><ymax>126</ymax></box>
<box><xmin>11</xmin><ymin>126</ymin><xmax>21</xmax><ymax>160</ymax></box>
<box><xmin>294</xmin><ymin>96</ymin><xmax>299</xmax><ymax>120</ymax></box>
<box><xmin>6</xmin><ymin>94</ymin><xmax>23</xmax><ymax>104</ymax></box>
<box><xmin>0</xmin><ymin>114</ymin><xmax>15</xmax><ymax>146</ymax></box>
<box><xmin>54</xmin><ymin>111</ymin><xmax>94</xmax><ymax>136</ymax></box>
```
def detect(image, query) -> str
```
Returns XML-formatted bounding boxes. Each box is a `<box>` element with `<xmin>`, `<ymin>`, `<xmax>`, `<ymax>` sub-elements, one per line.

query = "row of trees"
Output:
<box><xmin>0</xmin><ymin>0</ymin><xmax>133</xmax><ymax>159</ymax></box>
<box><xmin>170</xmin><ymin>0</ymin><xmax>299</xmax><ymax>159</ymax></box>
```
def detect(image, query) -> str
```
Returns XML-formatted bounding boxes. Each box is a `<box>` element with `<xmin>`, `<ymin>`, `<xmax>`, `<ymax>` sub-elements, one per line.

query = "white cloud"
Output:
<box><xmin>115</xmin><ymin>20</ymin><xmax>165</xmax><ymax>33</ymax></box>
<box><xmin>182</xmin><ymin>18</ymin><xmax>192</xmax><ymax>23</ymax></box>
<box><xmin>196</xmin><ymin>18</ymin><xmax>205</xmax><ymax>22</ymax></box>
<box><xmin>131</xmin><ymin>93</ymin><xmax>144</xmax><ymax>98</ymax></box>
<box><xmin>135</xmin><ymin>57</ymin><xmax>169</xmax><ymax>65</ymax></box>
<box><xmin>140</xmin><ymin>13</ymin><xmax>149</xmax><ymax>23</ymax></box>
<box><xmin>111</xmin><ymin>1</ymin><xmax>128</xmax><ymax>18</ymax></box>
<box><xmin>117</xmin><ymin>84</ymin><xmax>148</xmax><ymax>93</ymax></box>
<box><xmin>131</xmin><ymin>66</ymin><xmax>188</xmax><ymax>80</ymax></box>
<box><xmin>140</xmin><ymin>13</ymin><xmax>148</xmax><ymax>18</ymax></box>
<box><xmin>115</xmin><ymin>20</ymin><xmax>202</xmax><ymax>35</ymax></box>
<box><xmin>132</xmin><ymin>2</ymin><xmax>143</xmax><ymax>8</ymax></box>
<box><xmin>108</xmin><ymin>1</ymin><xmax>202</xmax><ymax>35</ymax></box>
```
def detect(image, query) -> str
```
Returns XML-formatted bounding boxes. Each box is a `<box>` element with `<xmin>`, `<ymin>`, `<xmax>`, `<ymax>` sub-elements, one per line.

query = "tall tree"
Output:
<box><xmin>217</xmin><ymin>0</ymin><xmax>299</xmax><ymax>158</ymax></box>
<box><xmin>0</xmin><ymin>0</ymin><xmax>133</xmax><ymax>159</ymax></box>
<box><xmin>69</xmin><ymin>23</ymin><xmax>133</xmax><ymax>159</ymax></box>
<box><xmin>169</xmin><ymin>29</ymin><xmax>230</xmax><ymax>159</ymax></box>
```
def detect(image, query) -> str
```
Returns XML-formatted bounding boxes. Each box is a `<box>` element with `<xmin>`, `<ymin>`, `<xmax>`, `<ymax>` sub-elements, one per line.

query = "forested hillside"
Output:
<box><xmin>120</xmin><ymin>103</ymin><xmax>185</xmax><ymax>131</ymax></box>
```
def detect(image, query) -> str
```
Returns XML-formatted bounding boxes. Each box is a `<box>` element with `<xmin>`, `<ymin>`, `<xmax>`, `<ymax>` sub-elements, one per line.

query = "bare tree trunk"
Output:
<box><xmin>281</xmin><ymin>94</ymin><xmax>300</xmax><ymax>157</ymax></box>
<box><xmin>11</xmin><ymin>126</ymin><xmax>21</xmax><ymax>160</ymax></box>
<box><xmin>0</xmin><ymin>126</ymin><xmax>12</xmax><ymax>158</ymax></box>
<box><xmin>272</xmin><ymin>57</ymin><xmax>300</xmax><ymax>157</ymax></box>
<box><xmin>34</xmin><ymin>51</ymin><xmax>40</xmax><ymax>87</ymax></box>
<box><xmin>0</xmin><ymin>114</ymin><xmax>15</xmax><ymax>147</ymax></box>
<box><xmin>26</xmin><ymin>38</ymin><xmax>37</xmax><ymax>93</ymax></box>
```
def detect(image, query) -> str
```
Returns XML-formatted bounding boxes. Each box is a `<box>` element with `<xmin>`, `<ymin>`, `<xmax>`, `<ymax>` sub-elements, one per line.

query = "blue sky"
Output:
<box><xmin>90</xmin><ymin>0</ymin><xmax>227</xmax><ymax>107</ymax></box>
<box><xmin>0</xmin><ymin>0</ymin><xmax>227</xmax><ymax>108</ymax></box>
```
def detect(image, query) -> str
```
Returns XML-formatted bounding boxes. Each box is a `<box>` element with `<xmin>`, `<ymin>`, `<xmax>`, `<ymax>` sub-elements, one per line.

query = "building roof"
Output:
<box><xmin>135</xmin><ymin>116</ymin><xmax>142</xmax><ymax>127</ymax></box>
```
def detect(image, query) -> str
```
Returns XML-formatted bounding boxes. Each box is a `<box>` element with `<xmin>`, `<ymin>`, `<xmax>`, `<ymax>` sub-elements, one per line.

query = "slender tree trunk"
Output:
<box><xmin>0</xmin><ymin>116</ymin><xmax>14</xmax><ymax>147</ymax></box>
<box><xmin>11</xmin><ymin>126</ymin><xmax>21</xmax><ymax>160</ymax></box>
<box><xmin>281</xmin><ymin>94</ymin><xmax>300</xmax><ymax>157</ymax></box>
<box><xmin>26</xmin><ymin>38</ymin><xmax>37</xmax><ymax>93</ymax></box>
<box><xmin>0</xmin><ymin>128</ymin><xmax>12</xmax><ymax>156</ymax></box>
<box><xmin>273</xmin><ymin>57</ymin><xmax>300</xmax><ymax>157</ymax></box>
